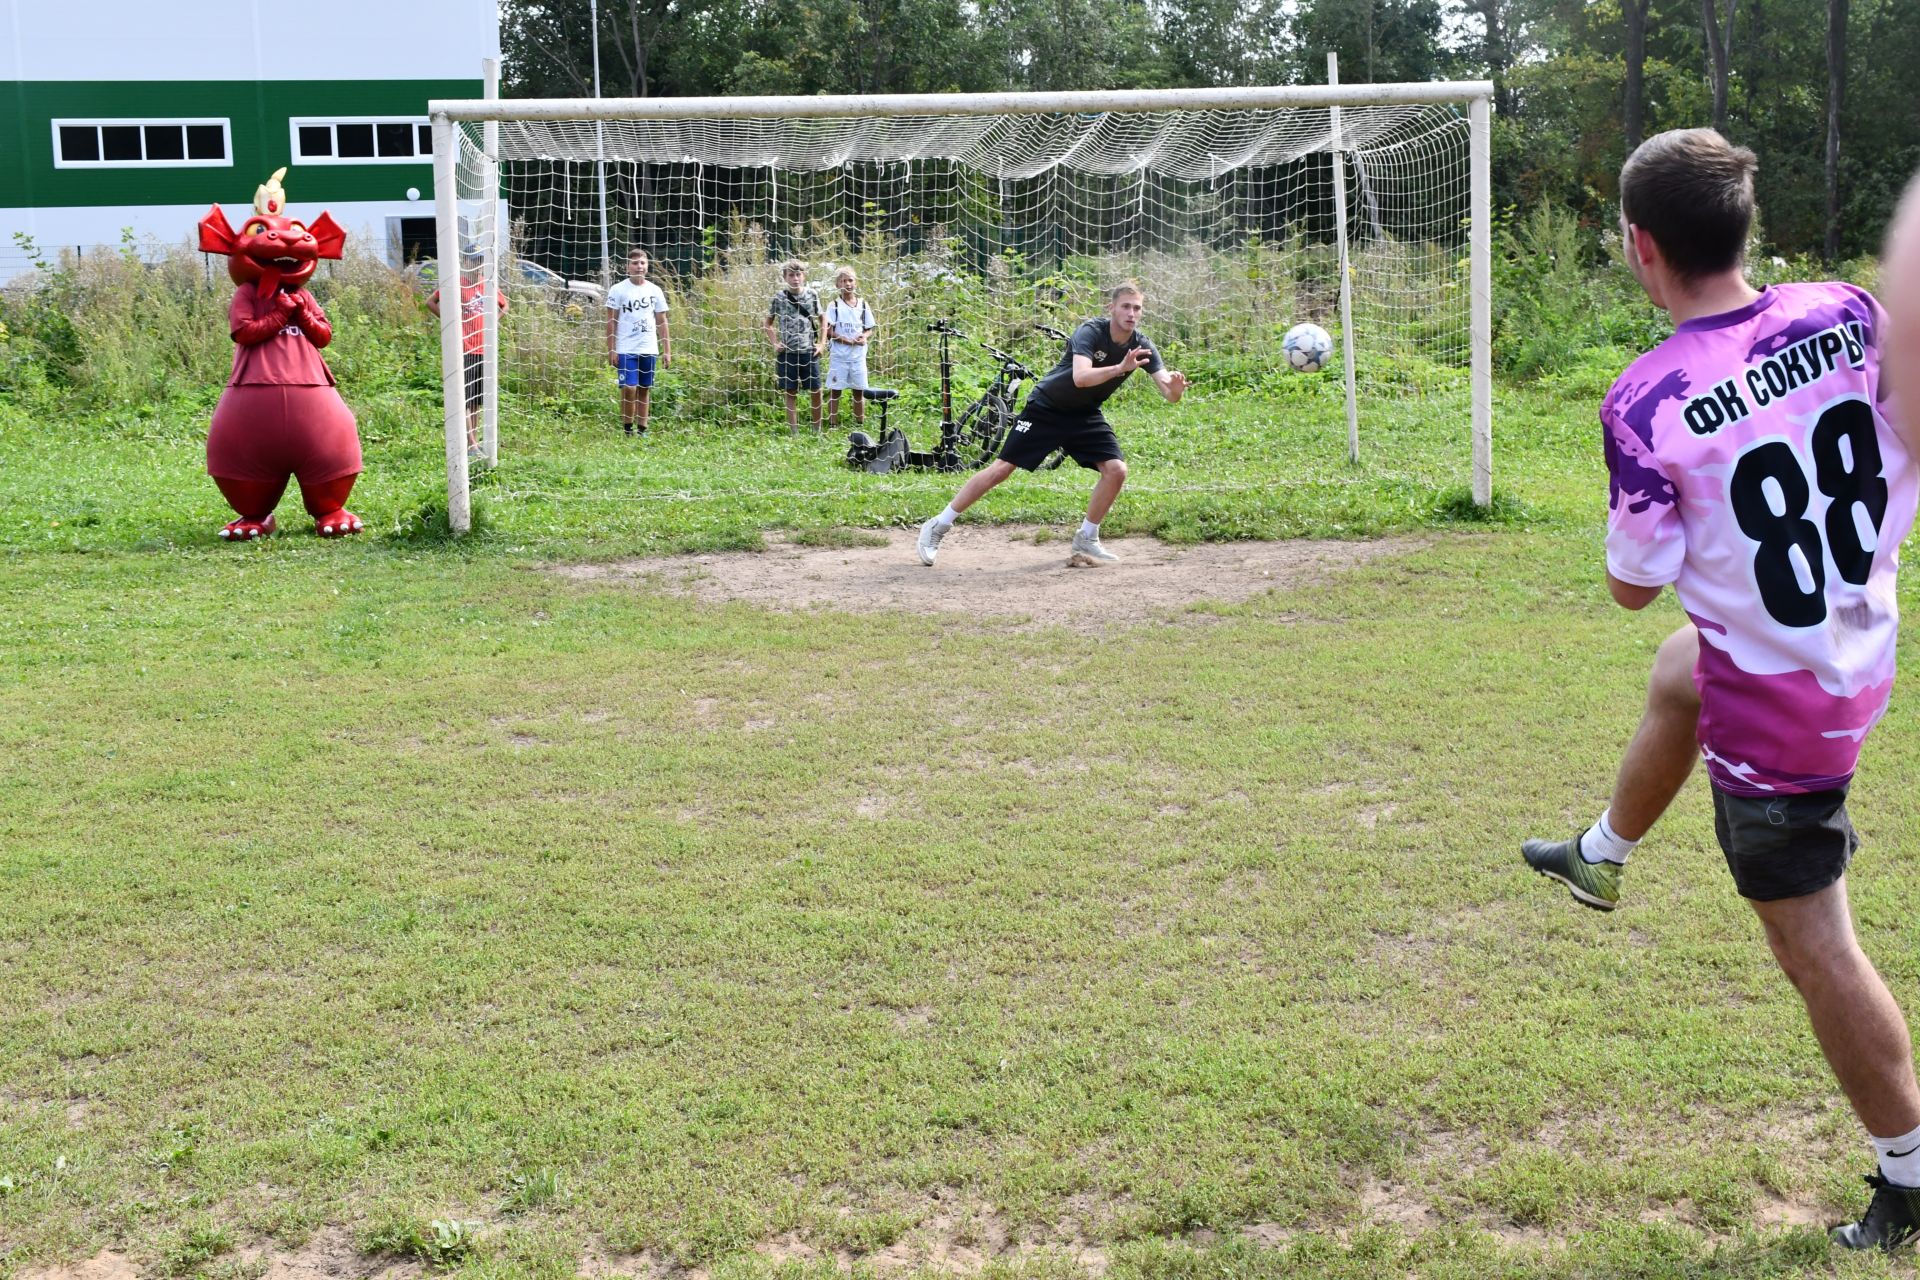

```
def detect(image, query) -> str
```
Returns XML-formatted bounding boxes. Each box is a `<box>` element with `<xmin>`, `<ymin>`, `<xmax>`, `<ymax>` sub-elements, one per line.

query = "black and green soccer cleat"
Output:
<box><xmin>1521</xmin><ymin>832</ymin><xmax>1622</xmax><ymax>911</ymax></box>
<box><xmin>1831</xmin><ymin>1173</ymin><xmax>1920</xmax><ymax>1250</ymax></box>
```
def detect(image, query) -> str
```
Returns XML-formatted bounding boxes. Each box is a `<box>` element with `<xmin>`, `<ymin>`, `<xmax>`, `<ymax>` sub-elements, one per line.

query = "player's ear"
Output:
<box><xmin>1625</xmin><ymin>222</ymin><xmax>1657</xmax><ymax>269</ymax></box>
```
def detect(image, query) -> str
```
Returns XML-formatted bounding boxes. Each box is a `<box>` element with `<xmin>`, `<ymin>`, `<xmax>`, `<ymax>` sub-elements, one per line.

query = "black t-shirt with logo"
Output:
<box><xmin>1025</xmin><ymin>317</ymin><xmax>1164</xmax><ymax>414</ymax></box>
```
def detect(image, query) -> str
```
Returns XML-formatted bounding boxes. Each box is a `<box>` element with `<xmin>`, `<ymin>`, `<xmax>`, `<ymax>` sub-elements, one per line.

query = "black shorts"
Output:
<box><xmin>776</xmin><ymin>350</ymin><xmax>821</xmax><ymax>392</ymax></box>
<box><xmin>997</xmin><ymin>402</ymin><xmax>1124</xmax><ymax>471</ymax></box>
<box><xmin>1711</xmin><ymin>783</ymin><xmax>1859</xmax><ymax>902</ymax></box>
<box><xmin>462</xmin><ymin>351</ymin><xmax>485</xmax><ymax>411</ymax></box>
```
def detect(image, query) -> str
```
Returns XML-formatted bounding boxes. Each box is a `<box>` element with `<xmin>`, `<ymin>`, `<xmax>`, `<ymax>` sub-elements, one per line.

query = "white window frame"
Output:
<box><xmin>52</xmin><ymin>118</ymin><xmax>233</xmax><ymax>169</ymax></box>
<box><xmin>290</xmin><ymin>116</ymin><xmax>433</xmax><ymax>165</ymax></box>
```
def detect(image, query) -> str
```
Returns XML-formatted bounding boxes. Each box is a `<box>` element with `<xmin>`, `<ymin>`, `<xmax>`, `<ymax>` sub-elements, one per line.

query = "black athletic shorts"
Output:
<box><xmin>1711</xmin><ymin>782</ymin><xmax>1859</xmax><ymax>902</ymax></box>
<box><xmin>776</xmin><ymin>350</ymin><xmax>821</xmax><ymax>392</ymax></box>
<box><xmin>997</xmin><ymin>402</ymin><xmax>1124</xmax><ymax>471</ymax></box>
<box><xmin>462</xmin><ymin>351</ymin><xmax>485</xmax><ymax>411</ymax></box>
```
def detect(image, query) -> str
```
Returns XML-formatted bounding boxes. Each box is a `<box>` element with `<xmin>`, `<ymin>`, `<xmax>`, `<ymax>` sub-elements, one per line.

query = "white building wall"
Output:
<box><xmin>0</xmin><ymin>200</ymin><xmax>448</xmax><ymax>279</ymax></box>
<box><xmin>2</xmin><ymin>0</ymin><xmax>498</xmax><ymax>81</ymax></box>
<box><xmin>0</xmin><ymin>197</ymin><xmax>502</xmax><ymax>278</ymax></box>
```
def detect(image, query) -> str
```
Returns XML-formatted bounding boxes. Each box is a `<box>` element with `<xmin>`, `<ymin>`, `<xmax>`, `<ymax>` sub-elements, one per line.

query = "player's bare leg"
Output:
<box><xmin>1755</xmin><ymin>880</ymin><xmax>1920</xmax><ymax>1136</ymax></box>
<box><xmin>635</xmin><ymin>385</ymin><xmax>651</xmax><ymax>434</ymax></box>
<box><xmin>1071</xmin><ymin>458</ymin><xmax>1128</xmax><ymax>565</ymax></box>
<box><xmin>1754</xmin><ymin>879</ymin><xmax>1920</xmax><ymax>1248</ymax></box>
<box><xmin>949</xmin><ymin>459</ymin><xmax>1016</xmax><ymax>515</ymax></box>
<box><xmin>1608</xmin><ymin>624</ymin><xmax>1702</xmax><ymax>838</ymax></box>
<box><xmin>917</xmin><ymin>460</ymin><xmax>1015</xmax><ymax>565</ymax></box>
<box><xmin>1086</xmin><ymin>458</ymin><xmax>1127</xmax><ymax>524</ymax></box>
<box><xmin>827</xmin><ymin>389</ymin><xmax>842</xmax><ymax>432</ymax></box>
<box><xmin>1522</xmin><ymin>623</ymin><xmax>1700</xmax><ymax>909</ymax></box>
<box><xmin>784</xmin><ymin>391</ymin><xmax>799</xmax><ymax>434</ymax></box>
<box><xmin>809</xmin><ymin>389</ymin><xmax>824</xmax><ymax>434</ymax></box>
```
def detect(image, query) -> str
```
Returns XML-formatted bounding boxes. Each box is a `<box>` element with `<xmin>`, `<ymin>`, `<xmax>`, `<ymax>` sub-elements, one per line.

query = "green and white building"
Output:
<box><xmin>0</xmin><ymin>0</ymin><xmax>497</xmax><ymax>279</ymax></box>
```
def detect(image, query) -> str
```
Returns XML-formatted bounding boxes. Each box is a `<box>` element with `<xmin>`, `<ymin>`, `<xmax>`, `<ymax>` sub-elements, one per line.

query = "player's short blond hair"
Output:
<box><xmin>780</xmin><ymin>259</ymin><xmax>805</xmax><ymax>276</ymax></box>
<box><xmin>833</xmin><ymin>265</ymin><xmax>857</xmax><ymax>284</ymax></box>
<box><xmin>1107</xmin><ymin>281</ymin><xmax>1144</xmax><ymax>303</ymax></box>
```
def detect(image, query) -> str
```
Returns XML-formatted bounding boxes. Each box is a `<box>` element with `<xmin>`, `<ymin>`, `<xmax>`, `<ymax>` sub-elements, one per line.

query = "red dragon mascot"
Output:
<box><xmin>198</xmin><ymin>168</ymin><xmax>363</xmax><ymax>539</ymax></box>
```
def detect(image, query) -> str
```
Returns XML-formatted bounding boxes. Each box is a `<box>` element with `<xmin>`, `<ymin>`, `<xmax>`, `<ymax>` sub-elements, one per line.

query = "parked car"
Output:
<box><xmin>408</xmin><ymin>256</ymin><xmax>604</xmax><ymax>304</ymax></box>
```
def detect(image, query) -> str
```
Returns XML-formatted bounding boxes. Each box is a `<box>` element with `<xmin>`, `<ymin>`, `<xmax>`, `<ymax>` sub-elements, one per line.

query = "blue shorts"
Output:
<box><xmin>615</xmin><ymin>353</ymin><xmax>658</xmax><ymax>388</ymax></box>
<box><xmin>776</xmin><ymin>350</ymin><xmax>821</xmax><ymax>392</ymax></box>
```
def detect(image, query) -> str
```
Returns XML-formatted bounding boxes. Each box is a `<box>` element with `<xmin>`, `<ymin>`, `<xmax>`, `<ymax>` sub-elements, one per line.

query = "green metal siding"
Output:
<box><xmin>1</xmin><ymin>78</ymin><xmax>478</xmax><ymax>209</ymax></box>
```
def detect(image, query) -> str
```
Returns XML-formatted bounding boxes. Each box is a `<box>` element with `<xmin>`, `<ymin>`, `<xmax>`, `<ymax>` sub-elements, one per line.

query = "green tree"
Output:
<box><xmin>1286</xmin><ymin>0</ymin><xmax>1454</xmax><ymax>85</ymax></box>
<box><xmin>986</xmin><ymin>0</ymin><xmax>1168</xmax><ymax>90</ymax></box>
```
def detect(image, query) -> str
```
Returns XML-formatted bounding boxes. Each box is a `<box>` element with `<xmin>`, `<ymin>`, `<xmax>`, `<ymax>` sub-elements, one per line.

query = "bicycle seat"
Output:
<box><xmin>858</xmin><ymin>388</ymin><xmax>899</xmax><ymax>402</ymax></box>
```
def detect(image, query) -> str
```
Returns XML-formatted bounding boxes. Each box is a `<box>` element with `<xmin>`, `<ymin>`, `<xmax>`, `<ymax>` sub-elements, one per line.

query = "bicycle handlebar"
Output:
<box><xmin>979</xmin><ymin>343</ymin><xmax>1034</xmax><ymax>378</ymax></box>
<box><xmin>1035</xmin><ymin>324</ymin><xmax>1069</xmax><ymax>341</ymax></box>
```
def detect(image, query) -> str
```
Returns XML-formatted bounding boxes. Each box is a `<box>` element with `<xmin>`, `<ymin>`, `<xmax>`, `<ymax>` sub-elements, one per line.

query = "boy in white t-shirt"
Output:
<box><xmin>605</xmin><ymin>248</ymin><xmax>671</xmax><ymax>436</ymax></box>
<box><xmin>824</xmin><ymin>265</ymin><xmax>877</xmax><ymax>433</ymax></box>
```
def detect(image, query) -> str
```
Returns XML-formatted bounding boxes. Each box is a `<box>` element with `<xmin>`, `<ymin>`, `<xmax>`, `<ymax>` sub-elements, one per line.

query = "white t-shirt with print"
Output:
<box><xmin>607</xmin><ymin>279</ymin><xmax>670</xmax><ymax>355</ymax></box>
<box><xmin>826</xmin><ymin>297</ymin><xmax>875</xmax><ymax>348</ymax></box>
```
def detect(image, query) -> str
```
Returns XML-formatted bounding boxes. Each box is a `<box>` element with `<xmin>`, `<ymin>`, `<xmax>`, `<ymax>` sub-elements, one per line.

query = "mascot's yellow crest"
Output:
<box><xmin>254</xmin><ymin>167</ymin><xmax>289</xmax><ymax>217</ymax></box>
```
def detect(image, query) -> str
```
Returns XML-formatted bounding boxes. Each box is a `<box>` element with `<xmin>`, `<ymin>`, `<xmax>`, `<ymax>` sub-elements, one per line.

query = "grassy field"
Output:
<box><xmin>3</xmin><ymin>369</ymin><xmax>1919</xmax><ymax>1280</ymax></box>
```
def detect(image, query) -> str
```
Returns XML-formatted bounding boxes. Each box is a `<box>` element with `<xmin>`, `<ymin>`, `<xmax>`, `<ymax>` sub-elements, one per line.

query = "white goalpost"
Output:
<box><xmin>430</xmin><ymin>81</ymin><xmax>1493</xmax><ymax>535</ymax></box>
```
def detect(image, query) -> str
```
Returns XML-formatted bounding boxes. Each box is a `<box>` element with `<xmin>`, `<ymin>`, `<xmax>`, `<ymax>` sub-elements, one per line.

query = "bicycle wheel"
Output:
<box><xmin>956</xmin><ymin>395</ymin><xmax>1010</xmax><ymax>466</ymax></box>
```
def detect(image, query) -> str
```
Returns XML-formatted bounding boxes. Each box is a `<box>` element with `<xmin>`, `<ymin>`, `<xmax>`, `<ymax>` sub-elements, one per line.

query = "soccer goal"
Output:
<box><xmin>429</xmin><ymin>79</ymin><xmax>1492</xmax><ymax>534</ymax></box>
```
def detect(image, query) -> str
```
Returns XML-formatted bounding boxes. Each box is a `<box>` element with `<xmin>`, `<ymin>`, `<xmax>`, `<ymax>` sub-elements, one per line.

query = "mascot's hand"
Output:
<box><xmin>297</xmin><ymin>295</ymin><xmax>334</xmax><ymax>347</ymax></box>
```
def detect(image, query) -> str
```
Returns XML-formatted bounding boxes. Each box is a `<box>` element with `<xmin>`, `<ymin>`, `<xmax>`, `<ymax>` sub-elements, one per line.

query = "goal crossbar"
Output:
<box><xmin>429</xmin><ymin>83</ymin><xmax>1495</xmax><ymax>125</ymax></box>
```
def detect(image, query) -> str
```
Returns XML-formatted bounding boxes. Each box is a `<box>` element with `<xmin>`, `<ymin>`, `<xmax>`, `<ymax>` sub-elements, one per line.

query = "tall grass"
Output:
<box><xmin>0</xmin><ymin>236</ymin><xmax>434</xmax><ymax>420</ymax></box>
<box><xmin>6</xmin><ymin>199</ymin><xmax>1871</xmax><ymax>450</ymax></box>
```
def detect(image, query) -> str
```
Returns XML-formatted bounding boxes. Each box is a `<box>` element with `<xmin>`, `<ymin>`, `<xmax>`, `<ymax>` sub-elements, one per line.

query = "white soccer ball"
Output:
<box><xmin>1283</xmin><ymin>322</ymin><xmax>1334</xmax><ymax>373</ymax></box>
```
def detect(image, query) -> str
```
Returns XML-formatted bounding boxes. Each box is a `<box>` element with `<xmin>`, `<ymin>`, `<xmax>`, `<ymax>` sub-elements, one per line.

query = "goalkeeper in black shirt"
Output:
<box><xmin>915</xmin><ymin>282</ymin><xmax>1188</xmax><ymax>566</ymax></box>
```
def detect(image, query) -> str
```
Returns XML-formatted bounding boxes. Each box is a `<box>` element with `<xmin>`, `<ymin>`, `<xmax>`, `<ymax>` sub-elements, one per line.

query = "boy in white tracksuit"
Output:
<box><xmin>824</xmin><ymin>266</ymin><xmax>876</xmax><ymax>432</ymax></box>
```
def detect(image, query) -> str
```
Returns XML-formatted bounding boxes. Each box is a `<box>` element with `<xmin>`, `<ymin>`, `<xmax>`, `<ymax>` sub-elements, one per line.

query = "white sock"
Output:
<box><xmin>1079</xmin><ymin>519</ymin><xmax>1100</xmax><ymax>540</ymax></box>
<box><xmin>1873</xmin><ymin>1123</ymin><xmax>1920</xmax><ymax>1187</ymax></box>
<box><xmin>931</xmin><ymin>505</ymin><xmax>959</xmax><ymax>531</ymax></box>
<box><xmin>1578</xmin><ymin>809</ymin><xmax>1637</xmax><ymax>865</ymax></box>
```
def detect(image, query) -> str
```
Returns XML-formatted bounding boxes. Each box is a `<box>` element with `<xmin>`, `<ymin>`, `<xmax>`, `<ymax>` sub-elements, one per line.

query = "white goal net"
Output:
<box><xmin>429</xmin><ymin>86</ymin><xmax>1491</xmax><ymax>534</ymax></box>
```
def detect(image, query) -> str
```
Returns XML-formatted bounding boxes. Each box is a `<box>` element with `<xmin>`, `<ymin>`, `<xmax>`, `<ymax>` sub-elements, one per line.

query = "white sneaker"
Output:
<box><xmin>916</xmin><ymin>517</ymin><xmax>949</xmax><ymax>566</ymax></box>
<box><xmin>1069</xmin><ymin>529</ymin><xmax>1119</xmax><ymax>564</ymax></box>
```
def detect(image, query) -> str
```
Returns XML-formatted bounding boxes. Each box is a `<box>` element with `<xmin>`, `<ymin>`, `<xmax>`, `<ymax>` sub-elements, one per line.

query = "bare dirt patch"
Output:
<box><xmin>19</xmin><ymin>1241</ymin><xmax>419</xmax><ymax>1280</ymax></box>
<box><xmin>245</xmin><ymin>1228</ymin><xmax>422</xmax><ymax>1280</ymax></box>
<box><xmin>17</xmin><ymin>1252</ymin><xmax>141</xmax><ymax>1280</ymax></box>
<box><xmin>551</xmin><ymin>528</ymin><xmax>1418</xmax><ymax>634</ymax></box>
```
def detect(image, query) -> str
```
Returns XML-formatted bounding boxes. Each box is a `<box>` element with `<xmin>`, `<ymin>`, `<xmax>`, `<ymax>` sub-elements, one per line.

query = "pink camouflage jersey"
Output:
<box><xmin>1604</xmin><ymin>282</ymin><xmax>1916</xmax><ymax>796</ymax></box>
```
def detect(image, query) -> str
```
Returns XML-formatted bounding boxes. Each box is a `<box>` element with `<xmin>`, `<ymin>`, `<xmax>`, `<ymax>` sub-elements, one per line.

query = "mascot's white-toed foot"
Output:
<box><xmin>314</xmin><ymin>509</ymin><xmax>364</xmax><ymax>537</ymax></box>
<box><xmin>219</xmin><ymin>513</ymin><xmax>277</xmax><ymax>541</ymax></box>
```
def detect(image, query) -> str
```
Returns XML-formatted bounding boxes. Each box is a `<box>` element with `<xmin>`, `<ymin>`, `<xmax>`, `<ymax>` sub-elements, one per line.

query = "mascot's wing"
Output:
<box><xmin>197</xmin><ymin>205</ymin><xmax>238</xmax><ymax>255</ymax></box>
<box><xmin>307</xmin><ymin>212</ymin><xmax>347</xmax><ymax>260</ymax></box>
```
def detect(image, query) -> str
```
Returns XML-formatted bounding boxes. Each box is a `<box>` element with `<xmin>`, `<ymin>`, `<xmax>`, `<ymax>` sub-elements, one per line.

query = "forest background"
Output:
<box><xmin>502</xmin><ymin>0</ymin><xmax>1918</xmax><ymax>265</ymax></box>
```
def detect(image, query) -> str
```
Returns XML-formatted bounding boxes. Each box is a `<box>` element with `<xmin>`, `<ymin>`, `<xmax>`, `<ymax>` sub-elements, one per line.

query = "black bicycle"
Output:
<box><xmin>846</xmin><ymin>321</ymin><xmax>1068</xmax><ymax>473</ymax></box>
<box><xmin>948</xmin><ymin>322</ymin><xmax>1074</xmax><ymax>467</ymax></box>
<box><xmin>952</xmin><ymin>342</ymin><xmax>1035</xmax><ymax>464</ymax></box>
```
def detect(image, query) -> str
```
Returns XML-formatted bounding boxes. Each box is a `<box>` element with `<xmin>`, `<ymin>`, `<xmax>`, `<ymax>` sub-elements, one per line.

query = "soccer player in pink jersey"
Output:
<box><xmin>1519</xmin><ymin>129</ymin><xmax>1920</xmax><ymax>1249</ymax></box>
